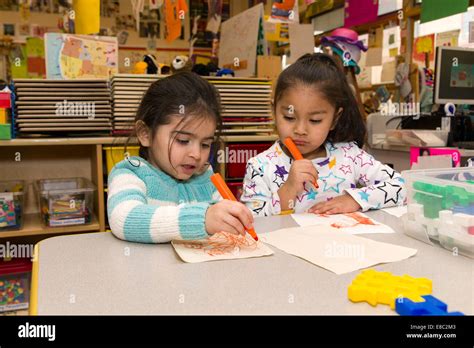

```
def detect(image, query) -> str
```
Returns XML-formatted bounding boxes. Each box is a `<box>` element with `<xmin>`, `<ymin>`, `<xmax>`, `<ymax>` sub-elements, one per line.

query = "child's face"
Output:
<box><xmin>275</xmin><ymin>84</ymin><xmax>339</xmax><ymax>159</ymax></box>
<box><xmin>140</xmin><ymin>115</ymin><xmax>216</xmax><ymax>180</ymax></box>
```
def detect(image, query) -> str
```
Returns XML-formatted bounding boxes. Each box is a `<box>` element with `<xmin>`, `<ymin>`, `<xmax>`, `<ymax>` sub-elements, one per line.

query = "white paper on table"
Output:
<box><xmin>172</xmin><ymin>232</ymin><xmax>273</xmax><ymax>263</ymax></box>
<box><xmin>262</xmin><ymin>225</ymin><xmax>417</xmax><ymax>275</ymax></box>
<box><xmin>291</xmin><ymin>212</ymin><xmax>395</xmax><ymax>234</ymax></box>
<box><xmin>381</xmin><ymin>205</ymin><xmax>408</xmax><ymax>218</ymax></box>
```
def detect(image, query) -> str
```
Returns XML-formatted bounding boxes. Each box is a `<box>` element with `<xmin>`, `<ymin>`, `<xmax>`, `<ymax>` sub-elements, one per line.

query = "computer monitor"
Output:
<box><xmin>434</xmin><ymin>46</ymin><xmax>474</xmax><ymax>105</ymax></box>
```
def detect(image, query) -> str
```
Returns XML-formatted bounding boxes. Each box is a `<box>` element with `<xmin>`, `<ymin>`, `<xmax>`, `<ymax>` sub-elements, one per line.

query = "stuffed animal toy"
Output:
<box><xmin>143</xmin><ymin>54</ymin><xmax>158</xmax><ymax>74</ymax></box>
<box><xmin>171</xmin><ymin>55</ymin><xmax>193</xmax><ymax>74</ymax></box>
<box><xmin>133</xmin><ymin>61</ymin><xmax>148</xmax><ymax>74</ymax></box>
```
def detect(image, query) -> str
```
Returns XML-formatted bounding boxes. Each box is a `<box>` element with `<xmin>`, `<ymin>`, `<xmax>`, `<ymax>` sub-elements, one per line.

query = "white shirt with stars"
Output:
<box><xmin>241</xmin><ymin>140</ymin><xmax>407</xmax><ymax>217</ymax></box>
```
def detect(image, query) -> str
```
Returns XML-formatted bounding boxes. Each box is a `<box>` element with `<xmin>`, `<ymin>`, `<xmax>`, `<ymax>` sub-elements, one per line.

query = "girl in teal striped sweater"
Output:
<box><xmin>107</xmin><ymin>72</ymin><xmax>254</xmax><ymax>243</ymax></box>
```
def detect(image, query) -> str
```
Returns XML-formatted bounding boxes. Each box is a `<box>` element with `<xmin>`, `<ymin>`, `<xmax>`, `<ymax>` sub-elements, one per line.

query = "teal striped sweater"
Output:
<box><xmin>107</xmin><ymin>157</ymin><xmax>220</xmax><ymax>243</ymax></box>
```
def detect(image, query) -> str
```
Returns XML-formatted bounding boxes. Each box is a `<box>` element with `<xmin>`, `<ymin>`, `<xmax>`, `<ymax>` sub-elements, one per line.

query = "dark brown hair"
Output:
<box><xmin>127</xmin><ymin>72</ymin><xmax>222</xmax><ymax>163</ymax></box>
<box><xmin>274</xmin><ymin>53</ymin><xmax>366</xmax><ymax>147</ymax></box>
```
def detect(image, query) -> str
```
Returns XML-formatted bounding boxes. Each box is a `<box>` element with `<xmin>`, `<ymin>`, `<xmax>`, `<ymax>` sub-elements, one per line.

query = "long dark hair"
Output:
<box><xmin>127</xmin><ymin>72</ymin><xmax>222</xmax><ymax>163</ymax></box>
<box><xmin>273</xmin><ymin>53</ymin><xmax>366</xmax><ymax>147</ymax></box>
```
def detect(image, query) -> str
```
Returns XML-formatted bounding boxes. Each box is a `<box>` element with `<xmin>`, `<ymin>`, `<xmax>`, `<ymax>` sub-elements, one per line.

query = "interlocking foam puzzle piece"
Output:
<box><xmin>396</xmin><ymin>295</ymin><xmax>464</xmax><ymax>316</ymax></box>
<box><xmin>348</xmin><ymin>269</ymin><xmax>432</xmax><ymax>309</ymax></box>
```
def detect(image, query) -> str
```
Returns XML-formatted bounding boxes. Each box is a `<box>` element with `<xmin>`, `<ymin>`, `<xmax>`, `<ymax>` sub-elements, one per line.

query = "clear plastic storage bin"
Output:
<box><xmin>0</xmin><ymin>180</ymin><xmax>25</xmax><ymax>232</ymax></box>
<box><xmin>402</xmin><ymin>167</ymin><xmax>474</xmax><ymax>258</ymax></box>
<box><xmin>0</xmin><ymin>258</ymin><xmax>32</xmax><ymax>312</ymax></box>
<box><xmin>35</xmin><ymin>178</ymin><xmax>96</xmax><ymax>227</ymax></box>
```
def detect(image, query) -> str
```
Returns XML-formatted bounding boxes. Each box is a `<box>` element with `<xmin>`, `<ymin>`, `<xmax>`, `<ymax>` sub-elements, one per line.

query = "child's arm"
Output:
<box><xmin>107</xmin><ymin>167</ymin><xmax>210</xmax><ymax>243</ymax></box>
<box><xmin>344</xmin><ymin>147</ymin><xmax>407</xmax><ymax>211</ymax></box>
<box><xmin>240</xmin><ymin>160</ymin><xmax>282</xmax><ymax>216</ymax></box>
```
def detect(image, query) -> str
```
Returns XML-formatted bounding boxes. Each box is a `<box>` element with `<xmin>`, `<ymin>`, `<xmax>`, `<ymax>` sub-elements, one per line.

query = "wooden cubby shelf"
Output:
<box><xmin>0</xmin><ymin>214</ymin><xmax>100</xmax><ymax>238</ymax></box>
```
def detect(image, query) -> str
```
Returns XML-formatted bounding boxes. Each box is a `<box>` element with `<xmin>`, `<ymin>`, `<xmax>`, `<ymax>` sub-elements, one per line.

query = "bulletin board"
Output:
<box><xmin>219</xmin><ymin>3</ymin><xmax>264</xmax><ymax>77</ymax></box>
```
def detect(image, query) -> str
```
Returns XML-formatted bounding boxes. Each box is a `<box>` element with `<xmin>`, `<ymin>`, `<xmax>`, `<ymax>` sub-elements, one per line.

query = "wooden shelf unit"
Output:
<box><xmin>0</xmin><ymin>139</ymin><xmax>106</xmax><ymax>240</ymax></box>
<box><xmin>0</xmin><ymin>214</ymin><xmax>100</xmax><ymax>238</ymax></box>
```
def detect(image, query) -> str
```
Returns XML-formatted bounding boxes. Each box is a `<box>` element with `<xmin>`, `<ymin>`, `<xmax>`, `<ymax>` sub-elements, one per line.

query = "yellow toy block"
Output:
<box><xmin>0</xmin><ymin>108</ymin><xmax>7</xmax><ymax>123</ymax></box>
<box><xmin>348</xmin><ymin>269</ymin><xmax>432</xmax><ymax>309</ymax></box>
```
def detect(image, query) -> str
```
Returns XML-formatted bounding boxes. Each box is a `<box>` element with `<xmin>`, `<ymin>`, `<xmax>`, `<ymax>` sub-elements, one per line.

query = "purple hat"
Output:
<box><xmin>321</xmin><ymin>28</ymin><xmax>368</xmax><ymax>52</ymax></box>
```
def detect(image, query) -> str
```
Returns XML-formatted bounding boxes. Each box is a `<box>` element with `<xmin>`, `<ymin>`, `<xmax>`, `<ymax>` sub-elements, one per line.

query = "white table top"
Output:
<box><xmin>33</xmin><ymin>210</ymin><xmax>473</xmax><ymax>315</ymax></box>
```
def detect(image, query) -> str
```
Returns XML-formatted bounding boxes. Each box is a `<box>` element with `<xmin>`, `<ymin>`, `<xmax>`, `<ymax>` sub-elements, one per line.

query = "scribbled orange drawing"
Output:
<box><xmin>313</xmin><ymin>212</ymin><xmax>377</xmax><ymax>229</ymax></box>
<box><xmin>178</xmin><ymin>231</ymin><xmax>258</xmax><ymax>256</ymax></box>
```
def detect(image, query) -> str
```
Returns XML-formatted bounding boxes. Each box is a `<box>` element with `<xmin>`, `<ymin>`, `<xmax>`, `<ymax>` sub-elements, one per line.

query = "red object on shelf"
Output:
<box><xmin>0</xmin><ymin>258</ymin><xmax>32</xmax><ymax>276</ymax></box>
<box><xmin>0</xmin><ymin>93</ymin><xmax>11</xmax><ymax>109</ymax></box>
<box><xmin>226</xmin><ymin>143</ymin><xmax>272</xmax><ymax>178</ymax></box>
<box><xmin>227</xmin><ymin>182</ymin><xmax>243</xmax><ymax>201</ymax></box>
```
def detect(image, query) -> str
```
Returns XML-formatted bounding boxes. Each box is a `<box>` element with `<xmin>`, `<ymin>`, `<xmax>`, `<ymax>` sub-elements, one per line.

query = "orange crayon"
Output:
<box><xmin>283</xmin><ymin>137</ymin><xmax>319</xmax><ymax>188</ymax></box>
<box><xmin>210</xmin><ymin>173</ymin><xmax>258</xmax><ymax>241</ymax></box>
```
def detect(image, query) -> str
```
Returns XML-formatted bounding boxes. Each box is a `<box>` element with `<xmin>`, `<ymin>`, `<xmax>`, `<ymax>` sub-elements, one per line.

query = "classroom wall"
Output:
<box><xmin>0</xmin><ymin>1</ymin><xmax>202</xmax><ymax>73</ymax></box>
<box><xmin>0</xmin><ymin>7</ymin><xmax>189</xmax><ymax>49</ymax></box>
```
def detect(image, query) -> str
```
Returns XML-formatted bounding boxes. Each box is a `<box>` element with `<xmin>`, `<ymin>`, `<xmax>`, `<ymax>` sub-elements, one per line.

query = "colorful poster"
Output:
<box><xmin>436</xmin><ymin>30</ymin><xmax>460</xmax><ymax>47</ymax></box>
<box><xmin>410</xmin><ymin>147</ymin><xmax>461</xmax><ymax>167</ymax></box>
<box><xmin>268</xmin><ymin>0</ymin><xmax>299</xmax><ymax>24</ymax></box>
<box><xmin>412</xmin><ymin>34</ymin><xmax>435</xmax><ymax>69</ymax></box>
<box><xmin>26</xmin><ymin>37</ymin><xmax>46</xmax><ymax>78</ymax></box>
<box><xmin>382</xmin><ymin>26</ymin><xmax>401</xmax><ymax>62</ymax></box>
<box><xmin>9</xmin><ymin>45</ymin><xmax>28</xmax><ymax>79</ymax></box>
<box><xmin>264</xmin><ymin>19</ymin><xmax>289</xmax><ymax>42</ymax></box>
<box><xmin>44</xmin><ymin>33</ymin><xmax>118</xmax><ymax>79</ymax></box>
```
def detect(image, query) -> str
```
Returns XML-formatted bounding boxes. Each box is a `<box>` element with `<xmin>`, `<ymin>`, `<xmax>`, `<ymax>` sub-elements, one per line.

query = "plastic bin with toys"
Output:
<box><xmin>402</xmin><ymin>167</ymin><xmax>474</xmax><ymax>258</ymax></box>
<box><xmin>0</xmin><ymin>258</ymin><xmax>32</xmax><ymax>312</ymax></box>
<box><xmin>35</xmin><ymin>178</ymin><xmax>96</xmax><ymax>227</ymax></box>
<box><xmin>0</xmin><ymin>180</ymin><xmax>25</xmax><ymax>232</ymax></box>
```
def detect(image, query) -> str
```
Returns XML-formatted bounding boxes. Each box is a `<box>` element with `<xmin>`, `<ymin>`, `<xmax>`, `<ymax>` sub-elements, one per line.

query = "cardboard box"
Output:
<box><xmin>257</xmin><ymin>55</ymin><xmax>282</xmax><ymax>81</ymax></box>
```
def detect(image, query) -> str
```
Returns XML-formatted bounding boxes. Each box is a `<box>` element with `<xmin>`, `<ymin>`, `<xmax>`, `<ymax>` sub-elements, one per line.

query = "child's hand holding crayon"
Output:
<box><xmin>284</xmin><ymin>159</ymin><xmax>319</xmax><ymax>195</ymax></box>
<box><xmin>205</xmin><ymin>200</ymin><xmax>254</xmax><ymax>236</ymax></box>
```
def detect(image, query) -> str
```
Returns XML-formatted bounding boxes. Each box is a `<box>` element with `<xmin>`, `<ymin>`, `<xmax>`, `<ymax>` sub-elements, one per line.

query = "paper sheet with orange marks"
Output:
<box><xmin>263</xmin><ymin>225</ymin><xmax>416</xmax><ymax>275</ymax></box>
<box><xmin>172</xmin><ymin>231</ymin><xmax>273</xmax><ymax>263</ymax></box>
<box><xmin>291</xmin><ymin>212</ymin><xmax>395</xmax><ymax>234</ymax></box>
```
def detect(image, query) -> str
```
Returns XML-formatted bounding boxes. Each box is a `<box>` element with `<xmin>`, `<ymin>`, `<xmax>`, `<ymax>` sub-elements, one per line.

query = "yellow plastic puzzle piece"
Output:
<box><xmin>348</xmin><ymin>269</ymin><xmax>432</xmax><ymax>309</ymax></box>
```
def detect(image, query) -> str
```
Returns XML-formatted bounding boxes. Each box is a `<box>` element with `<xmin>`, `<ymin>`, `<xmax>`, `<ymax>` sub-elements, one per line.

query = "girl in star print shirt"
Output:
<box><xmin>241</xmin><ymin>53</ymin><xmax>407</xmax><ymax>216</ymax></box>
